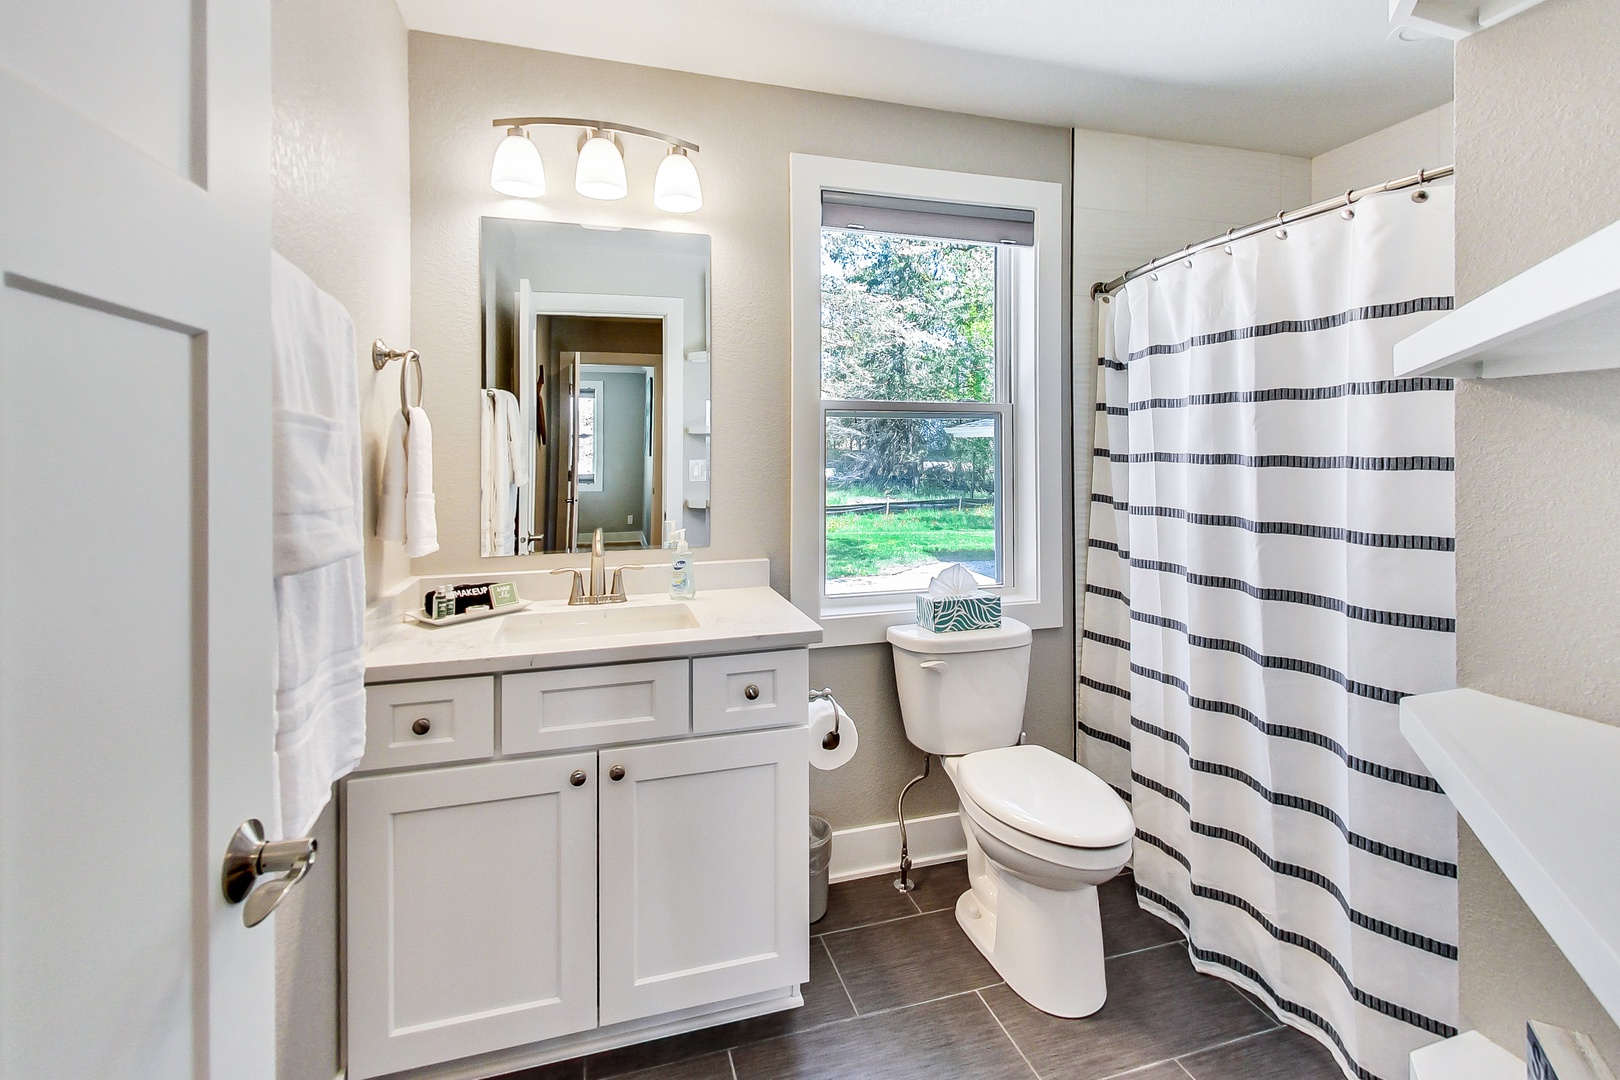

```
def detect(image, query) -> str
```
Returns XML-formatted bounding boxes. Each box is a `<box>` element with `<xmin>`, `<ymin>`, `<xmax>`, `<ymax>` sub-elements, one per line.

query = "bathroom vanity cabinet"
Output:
<box><xmin>343</xmin><ymin>646</ymin><xmax>811</xmax><ymax>1080</ymax></box>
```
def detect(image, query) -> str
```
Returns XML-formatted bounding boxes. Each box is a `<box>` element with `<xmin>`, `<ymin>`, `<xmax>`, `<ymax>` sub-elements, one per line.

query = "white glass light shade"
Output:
<box><xmin>653</xmin><ymin>148</ymin><xmax>703</xmax><ymax>213</ymax></box>
<box><xmin>575</xmin><ymin>132</ymin><xmax>628</xmax><ymax>200</ymax></box>
<box><xmin>490</xmin><ymin>128</ymin><xmax>545</xmax><ymax>198</ymax></box>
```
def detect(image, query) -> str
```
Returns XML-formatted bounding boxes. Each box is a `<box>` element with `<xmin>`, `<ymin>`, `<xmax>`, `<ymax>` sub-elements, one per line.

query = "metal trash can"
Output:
<box><xmin>809</xmin><ymin>816</ymin><xmax>832</xmax><ymax>923</ymax></box>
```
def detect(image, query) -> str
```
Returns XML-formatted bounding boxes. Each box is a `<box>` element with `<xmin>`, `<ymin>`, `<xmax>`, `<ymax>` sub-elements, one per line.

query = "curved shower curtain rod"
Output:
<box><xmin>1090</xmin><ymin>164</ymin><xmax>1455</xmax><ymax>299</ymax></box>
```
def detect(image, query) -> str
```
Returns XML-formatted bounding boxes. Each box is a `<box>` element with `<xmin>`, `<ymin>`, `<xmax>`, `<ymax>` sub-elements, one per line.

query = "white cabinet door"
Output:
<box><xmin>1</xmin><ymin>3</ymin><xmax>276</xmax><ymax>1078</ymax></box>
<box><xmin>598</xmin><ymin>727</ymin><xmax>809</xmax><ymax>1025</ymax></box>
<box><xmin>346</xmin><ymin>756</ymin><xmax>598</xmax><ymax>1079</ymax></box>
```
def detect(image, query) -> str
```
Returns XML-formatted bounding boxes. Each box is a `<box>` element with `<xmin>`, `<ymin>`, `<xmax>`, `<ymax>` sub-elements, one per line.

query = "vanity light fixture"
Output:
<box><xmin>489</xmin><ymin>117</ymin><xmax>702</xmax><ymax>213</ymax></box>
<box><xmin>653</xmin><ymin>147</ymin><xmax>703</xmax><ymax>214</ymax></box>
<box><xmin>575</xmin><ymin>129</ymin><xmax>628</xmax><ymax>201</ymax></box>
<box><xmin>490</xmin><ymin>126</ymin><xmax>546</xmax><ymax>198</ymax></box>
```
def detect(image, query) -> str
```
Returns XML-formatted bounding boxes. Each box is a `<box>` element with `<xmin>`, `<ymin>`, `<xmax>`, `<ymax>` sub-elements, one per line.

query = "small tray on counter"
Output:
<box><xmin>404</xmin><ymin>600</ymin><xmax>530</xmax><ymax>628</ymax></box>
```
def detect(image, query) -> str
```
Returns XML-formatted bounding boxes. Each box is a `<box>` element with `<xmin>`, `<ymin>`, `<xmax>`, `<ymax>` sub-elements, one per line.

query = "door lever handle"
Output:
<box><xmin>222</xmin><ymin>819</ymin><xmax>318</xmax><ymax>928</ymax></box>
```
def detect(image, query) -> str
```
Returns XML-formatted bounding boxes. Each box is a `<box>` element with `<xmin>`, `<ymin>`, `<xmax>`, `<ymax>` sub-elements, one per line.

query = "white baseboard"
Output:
<box><xmin>828</xmin><ymin>811</ymin><xmax>966</xmax><ymax>883</ymax></box>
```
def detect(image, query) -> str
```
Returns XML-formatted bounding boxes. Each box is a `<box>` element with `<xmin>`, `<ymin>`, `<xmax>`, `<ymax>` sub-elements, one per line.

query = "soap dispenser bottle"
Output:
<box><xmin>669</xmin><ymin>530</ymin><xmax>695</xmax><ymax>599</ymax></box>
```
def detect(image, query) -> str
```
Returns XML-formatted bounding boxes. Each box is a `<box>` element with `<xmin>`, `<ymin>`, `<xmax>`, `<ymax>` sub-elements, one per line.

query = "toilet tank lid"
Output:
<box><xmin>887</xmin><ymin>617</ymin><xmax>1031</xmax><ymax>655</ymax></box>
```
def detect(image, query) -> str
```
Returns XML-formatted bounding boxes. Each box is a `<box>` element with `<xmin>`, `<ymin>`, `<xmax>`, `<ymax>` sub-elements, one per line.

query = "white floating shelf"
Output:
<box><xmin>1400</xmin><ymin>689</ymin><xmax>1620</xmax><ymax>1025</ymax></box>
<box><xmin>1389</xmin><ymin>0</ymin><xmax>1550</xmax><ymax>40</ymax></box>
<box><xmin>1394</xmin><ymin>219</ymin><xmax>1620</xmax><ymax>379</ymax></box>
<box><xmin>1409</xmin><ymin>1031</ymin><xmax>1521</xmax><ymax>1080</ymax></box>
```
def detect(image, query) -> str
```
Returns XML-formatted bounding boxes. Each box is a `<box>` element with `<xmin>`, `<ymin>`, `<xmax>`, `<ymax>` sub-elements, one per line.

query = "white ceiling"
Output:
<box><xmin>394</xmin><ymin>0</ymin><xmax>1455</xmax><ymax>158</ymax></box>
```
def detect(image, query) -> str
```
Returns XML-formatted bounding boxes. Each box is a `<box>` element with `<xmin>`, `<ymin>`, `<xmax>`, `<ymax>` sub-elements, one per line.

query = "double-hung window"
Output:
<box><xmin>790</xmin><ymin>157</ymin><xmax>1065</xmax><ymax>645</ymax></box>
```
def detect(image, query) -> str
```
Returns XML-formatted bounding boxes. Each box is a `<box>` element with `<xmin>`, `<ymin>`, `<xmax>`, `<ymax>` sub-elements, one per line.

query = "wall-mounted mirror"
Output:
<box><xmin>480</xmin><ymin>219</ymin><xmax>711</xmax><ymax>556</ymax></box>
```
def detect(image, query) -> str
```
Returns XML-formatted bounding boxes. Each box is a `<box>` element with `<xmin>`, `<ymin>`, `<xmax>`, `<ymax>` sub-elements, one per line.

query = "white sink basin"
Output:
<box><xmin>496</xmin><ymin>602</ymin><xmax>700</xmax><ymax>644</ymax></box>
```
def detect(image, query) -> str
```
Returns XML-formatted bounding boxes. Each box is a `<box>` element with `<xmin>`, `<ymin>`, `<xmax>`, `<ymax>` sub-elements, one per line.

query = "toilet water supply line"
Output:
<box><xmin>894</xmin><ymin>753</ymin><xmax>931</xmax><ymax>893</ymax></box>
<box><xmin>809</xmin><ymin>685</ymin><xmax>928</xmax><ymax>892</ymax></box>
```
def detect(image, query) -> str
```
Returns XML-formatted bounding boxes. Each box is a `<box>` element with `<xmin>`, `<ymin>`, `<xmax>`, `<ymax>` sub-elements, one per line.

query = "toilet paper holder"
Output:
<box><xmin>809</xmin><ymin>687</ymin><xmax>841</xmax><ymax>750</ymax></box>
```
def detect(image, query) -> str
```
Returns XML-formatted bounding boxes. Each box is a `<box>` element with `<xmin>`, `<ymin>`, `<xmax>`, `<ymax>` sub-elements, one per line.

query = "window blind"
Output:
<box><xmin>820</xmin><ymin>190</ymin><xmax>1035</xmax><ymax>247</ymax></box>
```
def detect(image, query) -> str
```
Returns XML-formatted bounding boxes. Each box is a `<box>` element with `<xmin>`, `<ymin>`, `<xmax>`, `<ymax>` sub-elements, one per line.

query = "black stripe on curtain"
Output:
<box><xmin>1131</xmin><ymin>766</ymin><xmax>1456</xmax><ymax>878</ymax></box>
<box><xmin>1087</xmin><ymin>507</ymin><xmax>1456</xmax><ymax>552</ymax></box>
<box><xmin>1124</xmin><ymin>297</ymin><xmax>1456</xmax><ymax>364</ymax></box>
<box><xmin>1123</xmin><ymin>670</ymin><xmax>1444</xmax><ymax>793</ymax></box>
<box><xmin>1128</xmin><ymin>610</ymin><xmax>1409</xmax><ymax>704</ymax></box>
<box><xmin>1133</xmin><ymin>878</ymin><xmax>1458</xmax><ymax>1080</ymax></box>
<box><xmin>1183</xmin><ymin>821</ymin><xmax>1459</xmax><ymax>958</ymax></box>
<box><xmin>1083</xmin><ymin>542</ymin><xmax>1455</xmax><ymax>633</ymax></box>
<box><xmin>1099</xmin><ymin>450</ymin><xmax>1455</xmax><ymax>472</ymax></box>
<box><xmin>1129</xmin><ymin>378</ymin><xmax>1455</xmax><ymax>411</ymax></box>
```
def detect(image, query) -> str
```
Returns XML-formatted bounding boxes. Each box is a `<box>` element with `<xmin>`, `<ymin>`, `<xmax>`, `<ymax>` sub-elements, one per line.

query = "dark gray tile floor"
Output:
<box><xmin>496</xmin><ymin>864</ymin><xmax>1345</xmax><ymax>1080</ymax></box>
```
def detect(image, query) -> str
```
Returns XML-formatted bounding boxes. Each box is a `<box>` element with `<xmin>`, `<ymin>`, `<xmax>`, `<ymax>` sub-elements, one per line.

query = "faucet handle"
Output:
<box><xmin>609</xmin><ymin>565</ymin><xmax>645</xmax><ymax>601</ymax></box>
<box><xmin>550</xmin><ymin>567</ymin><xmax>585</xmax><ymax>605</ymax></box>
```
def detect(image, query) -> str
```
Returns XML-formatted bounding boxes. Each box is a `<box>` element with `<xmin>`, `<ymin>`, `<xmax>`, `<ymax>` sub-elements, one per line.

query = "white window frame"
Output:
<box><xmin>789</xmin><ymin>154</ymin><xmax>1065</xmax><ymax>646</ymax></box>
<box><xmin>575</xmin><ymin>379</ymin><xmax>603</xmax><ymax>491</ymax></box>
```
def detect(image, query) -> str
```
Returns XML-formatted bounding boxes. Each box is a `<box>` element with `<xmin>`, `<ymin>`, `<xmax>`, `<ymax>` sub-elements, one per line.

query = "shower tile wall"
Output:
<box><xmin>1069</xmin><ymin>131</ymin><xmax>1312</xmax><ymax>603</ymax></box>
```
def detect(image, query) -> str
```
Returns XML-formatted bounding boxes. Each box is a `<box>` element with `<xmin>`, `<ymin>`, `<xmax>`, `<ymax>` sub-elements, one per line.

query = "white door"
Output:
<box><xmin>0</xmin><ymin>3</ymin><xmax>277</xmax><ymax>1078</ymax></box>
<box><xmin>599</xmin><ymin>727</ymin><xmax>810</xmax><ymax>1026</ymax></box>
<box><xmin>515</xmin><ymin>278</ymin><xmax>537</xmax><ymax>553</ymax></box>
<box><xmin>344</xmin><ymin>756</ymin><xmax>599</xmax><ymax>1080</ymax></box>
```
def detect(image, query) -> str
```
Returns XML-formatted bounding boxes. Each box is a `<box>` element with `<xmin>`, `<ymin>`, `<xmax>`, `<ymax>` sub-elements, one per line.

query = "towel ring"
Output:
<box><xmin>373</xmin><ymin>339</ymin><xmax>424</xmax><ymax>417</ymax></box>
<box><xmin>399</xmin><ymin>351</ymin><xmax>424</xmax><ymax>416</ymax></box>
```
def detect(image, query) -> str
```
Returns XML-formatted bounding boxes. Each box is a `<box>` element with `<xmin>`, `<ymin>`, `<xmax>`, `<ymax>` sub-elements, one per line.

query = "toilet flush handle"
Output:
<box><xmin>920</xmin><ymin>660</ymin><xmax>948</xmax><ymax>672</ymax></box>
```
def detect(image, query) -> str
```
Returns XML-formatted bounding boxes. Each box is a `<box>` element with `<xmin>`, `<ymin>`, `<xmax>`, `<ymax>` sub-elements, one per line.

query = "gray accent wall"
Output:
<box><xmin>1453</xmin><ymin>0</ymin><xmax>1620</xmax><ymax>1063</ymax></box>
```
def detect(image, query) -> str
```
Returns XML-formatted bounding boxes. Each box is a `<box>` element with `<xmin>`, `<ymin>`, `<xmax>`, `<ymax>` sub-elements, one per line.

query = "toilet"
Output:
<box><xmin>888</xmin><ymin>617</ymin><xmax>1133</xmax><ymax>1018</ymax></box>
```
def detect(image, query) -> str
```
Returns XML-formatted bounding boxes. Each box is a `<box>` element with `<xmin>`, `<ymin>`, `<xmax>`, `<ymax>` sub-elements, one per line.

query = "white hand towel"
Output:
<box><xmin>404</xmin><ymin>405</ymin><xmax>438</xmax><ymax>558</ymax></box>
<box><xmin>500</xmin><ymin>390</ymin><xmax>527</xmax><ymax>489</ymax></box>
<box><xmin>377</xmin><ymin>410</ymin><xmax>407</xmax><ymax>544</ymax></box>
<box><xmin>270</xmin><ymin>252</ymin><xmax>367</xmax><ymax>839</ymax></box>
<box><xmin>479</xmin><ymin>392</ymin><xmax>497</xmax><ymax>555</ymax></box>
<box><xmin>480</xmin><ymin>390</ymin><xmax>522</xmax><ymax>555</ymax></box>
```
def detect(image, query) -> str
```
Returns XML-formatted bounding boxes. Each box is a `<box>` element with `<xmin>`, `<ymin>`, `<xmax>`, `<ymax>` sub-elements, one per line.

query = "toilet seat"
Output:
<box><xmin>958</xmin><ymin>790</ymin><xmax>1132</xmax><ymax>874</ymax></box>
<box><xmin>953</xmin><ymin>745</ymin><xmax>1134</xmax><ymax>849</ymax></box>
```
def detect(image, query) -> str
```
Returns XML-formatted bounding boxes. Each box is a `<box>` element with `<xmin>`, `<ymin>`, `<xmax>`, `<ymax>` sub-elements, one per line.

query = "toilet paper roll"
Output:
<box><xmin>808</xmin><ymin>697</ymin><xmax>858</xmax><ymax>771</ymax></box>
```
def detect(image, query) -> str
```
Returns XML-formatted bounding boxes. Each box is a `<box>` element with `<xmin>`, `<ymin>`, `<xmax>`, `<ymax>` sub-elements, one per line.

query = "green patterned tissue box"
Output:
<box><xmin>916</xmin><ymin>592</ymin><xmax>1002</xmax><ymax>633</ymax></box>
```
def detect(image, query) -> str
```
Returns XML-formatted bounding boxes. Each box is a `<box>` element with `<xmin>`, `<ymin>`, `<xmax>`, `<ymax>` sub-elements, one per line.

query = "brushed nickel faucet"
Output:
<box><xmin>552</xmin><ymin>528</ymin><xmax>643</xmax><ymax>605</ymax></box>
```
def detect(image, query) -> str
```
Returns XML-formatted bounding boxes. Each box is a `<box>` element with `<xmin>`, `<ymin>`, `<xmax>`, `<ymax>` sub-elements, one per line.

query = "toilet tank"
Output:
<box><xmin>886</xmin><ymin>618</ymin><xmax>1033</xmax><ymax>755</ymax></box>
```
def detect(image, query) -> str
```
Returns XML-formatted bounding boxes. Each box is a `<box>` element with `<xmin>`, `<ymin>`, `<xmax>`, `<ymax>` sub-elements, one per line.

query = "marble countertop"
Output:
<box><xmin>365</xmin><ymin>583</ymin><xmax>822</xmax><ymax>683</ymax></box>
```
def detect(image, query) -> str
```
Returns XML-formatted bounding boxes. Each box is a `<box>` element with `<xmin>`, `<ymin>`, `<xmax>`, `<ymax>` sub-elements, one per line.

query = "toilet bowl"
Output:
<box><xmin>946</xmin><ymin>747</ymin><xmax>1132</xmax><ymax>1017</ymax></box>
<box><xmin>887</xmin><ymin>619</ymin><xmax>1134</xmax><ymax>1018</ymax></box>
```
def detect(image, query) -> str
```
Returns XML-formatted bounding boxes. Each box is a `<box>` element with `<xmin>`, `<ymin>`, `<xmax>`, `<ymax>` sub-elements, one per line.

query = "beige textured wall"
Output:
<box><xmin>270</xmin><ymin>0</ymin><xmax>410</xmax><ymax>1077</ymax></box>
<box><xmin>1453</xmin><ymin>0</ymin><xmax>1620</xmax><ymax>1062</ymax></box>
<box><xmin>407</xmin><ymin>32</ymin><xmax>1075</xmax><ymax>828</ymax></box>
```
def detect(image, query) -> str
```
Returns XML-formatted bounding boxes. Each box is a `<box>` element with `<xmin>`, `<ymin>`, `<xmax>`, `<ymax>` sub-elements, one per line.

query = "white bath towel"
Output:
<box><xmin>404</xmin><ymin>405</ymin><xmax>438</xmax><ymax>557</ymax></box>
<box><xmin>270</xmin><ymin>253</ymin><xmax>367</xmax><ymax>839</ymax></box>
<box><xmin>480</xmin><ymin>389</ymin><xmax>525</xmax><ymax>555</ymax></box>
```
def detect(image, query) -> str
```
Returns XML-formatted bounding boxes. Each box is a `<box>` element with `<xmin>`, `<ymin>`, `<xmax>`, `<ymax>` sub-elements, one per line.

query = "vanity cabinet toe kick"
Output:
<box><xmin>343</xmin><ymin>647</ymin><xmax>812</xmax><ymax>1080</ymax></box>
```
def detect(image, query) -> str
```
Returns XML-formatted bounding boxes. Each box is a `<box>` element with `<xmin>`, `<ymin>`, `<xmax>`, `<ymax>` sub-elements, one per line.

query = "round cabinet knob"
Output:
<box><xmin>410</xmin><ymin>717</ymin><xmax>432</xmax><ymax>737</ymax></box>
<box><xmin>744</xmin><ymin>684</ymin><xmax>760</xmax><ymax>701</ymax></box>
<box><xmin>569</xmin><ymin>770</ymin><xmax>587</xmax><ymax>787</ymax></box>
<box><xmin>609</xmin><ymin>764</ymin><xmax>626</xmax><ymax>782</ymax></box>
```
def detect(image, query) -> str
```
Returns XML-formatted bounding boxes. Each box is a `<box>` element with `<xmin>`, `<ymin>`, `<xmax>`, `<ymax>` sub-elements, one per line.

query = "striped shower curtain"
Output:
<box><xmin>1078</xmin><ymin>185</ymin><xmax>1459</xmax><ymax>1080</ymax></box>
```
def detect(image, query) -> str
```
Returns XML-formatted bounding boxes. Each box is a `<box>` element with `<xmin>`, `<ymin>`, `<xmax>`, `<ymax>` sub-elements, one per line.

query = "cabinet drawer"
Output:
<box><xmin>361</xmin><ymin>677</ymin><xmax>495</xmax><ymax>771</ymax></box>
<box><xmin>502</xmin><ymin>659</ymin><xmax>689</xmax><ymax>754</ymax></box>
<box><xmin>691</xmin><ymin>649</ymin><xmax>809</xmax><ymax>733</ymax></box>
